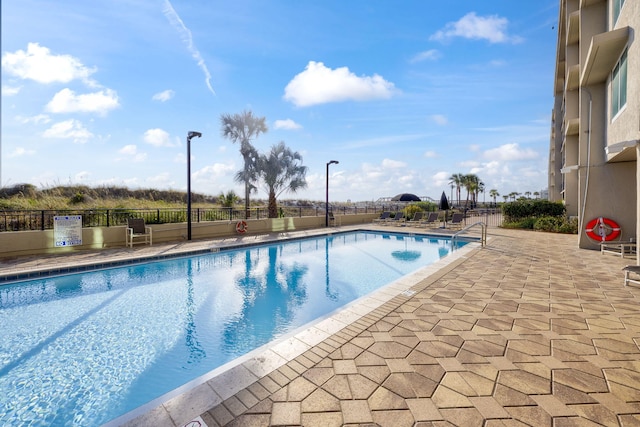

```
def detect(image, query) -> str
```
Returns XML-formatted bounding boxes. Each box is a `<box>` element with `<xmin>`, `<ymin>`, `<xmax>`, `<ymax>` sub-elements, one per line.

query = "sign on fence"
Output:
<box><xmin>54</xmin><ymin>215</ymin><xmax>82</xmax><ymax>247</ymax></box>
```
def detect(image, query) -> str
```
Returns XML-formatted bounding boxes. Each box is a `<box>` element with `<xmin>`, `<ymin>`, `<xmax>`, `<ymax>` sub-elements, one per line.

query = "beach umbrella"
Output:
<box><xmin>439</xmin><ymin>191</ymin><xmax>450</xmax><ymax>228</ymax></box>
<box><xmin>391</xmin><ymin>193</ymin><xmax>421</xmax><ymax>202</ymax></box>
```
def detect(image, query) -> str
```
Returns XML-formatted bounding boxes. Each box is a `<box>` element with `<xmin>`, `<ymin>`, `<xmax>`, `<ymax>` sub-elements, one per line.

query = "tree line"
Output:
<box><xmin>448</xmin><ymin>173</ymin><xmax>541</xmax><ymax>208</ymax></box>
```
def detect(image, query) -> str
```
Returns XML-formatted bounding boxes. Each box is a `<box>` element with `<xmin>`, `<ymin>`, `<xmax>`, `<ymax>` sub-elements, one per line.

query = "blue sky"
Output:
<box><xmin>1</xmin><ymin>0</ymin><xmax>558</xmax><ymax>203</ymax></box>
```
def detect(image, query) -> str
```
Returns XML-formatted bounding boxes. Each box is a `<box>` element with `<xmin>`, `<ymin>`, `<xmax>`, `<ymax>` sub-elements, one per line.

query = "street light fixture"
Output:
<box><xmin>187</xmin><ymin>131</ymin><xmax>202</xmax><ymax>240</ymax></box>
<box><xmin>325</xmin><ymin>160</ymin><xmax>339</xmax><ymax>227</ymax></box>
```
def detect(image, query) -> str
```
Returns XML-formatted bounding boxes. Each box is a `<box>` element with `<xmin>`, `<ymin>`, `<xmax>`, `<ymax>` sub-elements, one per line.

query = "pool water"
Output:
<box><xmin>0</xmin><ymin>231</ymin><xmax>467</xmax><ymax>426</ymax></box>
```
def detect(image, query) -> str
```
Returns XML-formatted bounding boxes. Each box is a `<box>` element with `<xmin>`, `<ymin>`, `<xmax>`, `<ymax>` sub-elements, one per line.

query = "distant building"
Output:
<box><xmin>549</xmin><ymin>0</ymin><xmax>639</xmax><ymax>249</ymax></box>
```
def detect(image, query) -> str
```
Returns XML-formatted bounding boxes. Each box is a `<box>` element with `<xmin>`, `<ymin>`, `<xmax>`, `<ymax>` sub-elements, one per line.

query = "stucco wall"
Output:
<box><xmin>0</xmin><ymin>213</ymin><xmax>378</xmax><ymax>258</ymax></box>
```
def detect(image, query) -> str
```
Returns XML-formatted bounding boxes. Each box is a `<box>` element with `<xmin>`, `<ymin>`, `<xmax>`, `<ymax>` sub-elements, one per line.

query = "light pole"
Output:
<box><xmin>325</xmin><ymin>160</ymin><xmax>339</xmax><ymax>227</ymax></box>
<box><xmin>187</xmin><ymin>131</ymin><xmax>202</xmax><ymax>240</ymax></box>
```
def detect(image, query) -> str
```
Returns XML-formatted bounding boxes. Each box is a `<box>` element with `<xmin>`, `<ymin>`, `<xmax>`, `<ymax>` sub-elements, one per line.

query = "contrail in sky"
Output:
<box><xmin>163</xmin><ymin>0</ymin><xmax>215</xmax><ymax>95</ymax></box>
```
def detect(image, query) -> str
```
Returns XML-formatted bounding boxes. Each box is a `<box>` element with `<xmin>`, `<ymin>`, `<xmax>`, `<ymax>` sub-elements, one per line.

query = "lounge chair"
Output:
<box><xmin>408</xmin><ymin>211</ymin><xmax>424</xmax><ymax>222</ymax></box>
<box><xmin>385</xmin><ymin>212</ymin><xmax>404</xmax><ymax>225</ymax></box>
<box><xmin>373</xmin><ymin>211</ymin><xmax>391</xmax><ymax>223</ymax></box>
<box><xmin>420</xmin><ymin>212</ymin><xmax>440</xmax><ymax>228</ymax></box>
<box><xmin>448</xmin><ymin>213</ymin><xmax>465</xmax><ymax>230</ymax></box>
<box><xmin>126</xmin><ymin>218</ymin><xmax>152</xmax><ymax>247</ymax></box>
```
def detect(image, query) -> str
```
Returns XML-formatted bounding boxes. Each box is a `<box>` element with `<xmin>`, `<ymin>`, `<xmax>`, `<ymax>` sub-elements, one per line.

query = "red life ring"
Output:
<box><xmin>585</xmin><ymin>217</ymin><xmax>620</xmax><ymax>242</ymax></box>
<box><xmin>235</xmin><ymin>220</ymin><xmax>247</xmax><ymax>234</ymax></box>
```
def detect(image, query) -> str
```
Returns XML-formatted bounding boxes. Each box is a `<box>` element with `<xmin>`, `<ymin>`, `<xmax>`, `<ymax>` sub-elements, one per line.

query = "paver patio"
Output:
<box><xmin>3</xmin><ymin>225</ymin><xmax>640</xmax><ymax>426</ymax></box>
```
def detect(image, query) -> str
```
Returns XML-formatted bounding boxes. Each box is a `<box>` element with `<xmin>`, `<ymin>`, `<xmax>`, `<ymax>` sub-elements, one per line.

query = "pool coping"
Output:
<box><xmin>103</xmin><ymin>231</ymin><xmax>480</xmax><ymax>427</ymax></box>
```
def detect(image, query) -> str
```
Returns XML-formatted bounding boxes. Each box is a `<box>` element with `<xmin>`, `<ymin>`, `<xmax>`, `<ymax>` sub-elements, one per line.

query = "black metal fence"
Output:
<box><xmin>0</xmin><ymin>205</ymin><xmax>504</xmax><ymax>233</ymax></box>
<box><xmin>0</xmin><ymin>205</ymin><xmax>384</xmax><ymax>232</ymax></box>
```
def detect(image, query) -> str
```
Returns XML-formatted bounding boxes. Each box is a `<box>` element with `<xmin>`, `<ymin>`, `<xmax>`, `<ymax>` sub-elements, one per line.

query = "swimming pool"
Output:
<box><xmin>0</xmin><ymin>231</ymin><xmax>468</xmax><ymax>426</ymax></box>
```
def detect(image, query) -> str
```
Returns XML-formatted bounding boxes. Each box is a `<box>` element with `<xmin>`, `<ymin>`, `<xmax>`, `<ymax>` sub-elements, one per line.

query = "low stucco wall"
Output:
<box><xmin>0</xmin><ymin>213</ymin><xmax>378</xmax><ymax>258</ymax></box>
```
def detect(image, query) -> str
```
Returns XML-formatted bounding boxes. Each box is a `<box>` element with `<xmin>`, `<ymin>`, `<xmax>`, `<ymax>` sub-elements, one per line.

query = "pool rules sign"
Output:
<box><xmin>54</xmin><ymin>215</ymin><xmax>83</xmax><ymax>247</ymax></box>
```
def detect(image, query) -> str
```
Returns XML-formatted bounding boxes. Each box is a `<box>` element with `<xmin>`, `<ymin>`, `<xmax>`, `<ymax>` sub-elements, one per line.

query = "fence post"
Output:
<box><xmin>41</xmin><ymin>210</ymin><xmax>45</xmax><ymax>231</ymax></box>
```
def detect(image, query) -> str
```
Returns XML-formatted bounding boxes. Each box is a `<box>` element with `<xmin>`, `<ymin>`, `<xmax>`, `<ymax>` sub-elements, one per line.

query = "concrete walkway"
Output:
<box><xmin>3</xmin><ymin>226</ymin><xmax>640</xmax><ymax>426</ymax></box>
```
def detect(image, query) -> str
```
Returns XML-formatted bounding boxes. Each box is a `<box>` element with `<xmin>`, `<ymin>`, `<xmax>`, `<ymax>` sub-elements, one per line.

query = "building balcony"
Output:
<box><xmin>581</xmin><ymin>27</ymin><xmax>630</xmax><ymax>86</ymax></box>
<box><xmin>567</xmin><ymin>11</ymin><xmax>580</xmax><ymax>45</ymax></box>
<box><xmin>565</xmin><ymin>118</ymin><xmax>580</xmax><ymax>136</ymax></box>
<box><xmin>566</xmin><ymin>64</ymin><xmax>580</xmax><ymax>91</ymax></box>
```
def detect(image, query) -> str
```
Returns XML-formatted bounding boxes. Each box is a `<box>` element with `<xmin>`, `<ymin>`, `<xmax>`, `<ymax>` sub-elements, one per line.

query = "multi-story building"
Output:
<box><xmin>549</xmin><ymin>0</ymin><xmax>639</xmax><ymax>250</ymax></box>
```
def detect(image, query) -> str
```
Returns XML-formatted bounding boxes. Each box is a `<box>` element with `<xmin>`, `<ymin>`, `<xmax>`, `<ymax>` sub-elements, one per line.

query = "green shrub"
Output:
<box><xmin>533</xmin><ymin>216</ymin><xmax>578</xmax><ymax>234</ymax></box>
<box><xmin>502</xmin><ymin>200</ymin><xmax>565</xmax><ymax>221</ymax></box>
<box><xmin>403</xmin><ymin>204</ymin><xmax>423</xmax><ymax>218</ymax></box>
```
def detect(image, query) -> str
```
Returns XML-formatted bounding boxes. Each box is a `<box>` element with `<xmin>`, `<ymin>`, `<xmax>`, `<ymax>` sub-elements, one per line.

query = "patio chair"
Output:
<box><xmin>385</xmin><ymin>212</ymin><xmax>404</xmax><ymax>226</ymax></box>
<box><xmin>400</xmin><ymin>211</ymin><xmax>423</xmax><ymax>226</ymax></box>
<box><xmin>623</xmin><ymin>265</ymin><xmax>640</xmax><ymax>287</ymax></box>
<box><xmin>448</xmin><ymin>213</ymin><xmax>465</xmax><ymax>230</ymax></box>
<box><xmin>126</xmin><ymin>218</ymin><xmax>152</xmax><ymax>248</ymax></box>
<box><xmin>373</xmin><ymin>211</ymin><xmax>391</xmax><ymax>223</ymax></box>
<box><xmin>328</xmin><ymin>211</ymin><xmax>341</xmax><ymax>226</ymax></box>
<box><xmin>420</xmin><ymin>212</ymin><xmax>440</xmax><ymax>228</ymax></box>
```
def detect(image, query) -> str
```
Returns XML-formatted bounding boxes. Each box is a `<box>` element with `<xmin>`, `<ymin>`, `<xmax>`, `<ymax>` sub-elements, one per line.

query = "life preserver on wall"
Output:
<box><xmin>585</xmin><ymin>217</ymin><xmax>621</xmax><ymax>242</ymax></box>
<box><xmin>235</xmin><ymin>220</ymin><xmax>248</xmax><ymax>234</ymax></box>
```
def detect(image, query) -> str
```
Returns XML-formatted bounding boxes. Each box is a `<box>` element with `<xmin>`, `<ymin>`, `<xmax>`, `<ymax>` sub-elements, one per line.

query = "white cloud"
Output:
<box><xmin>2</xmin><ymin>85</ymin><xmax>21</xmax><ymax>96</ymax></box>
<box><xmin>146</xmin><ymin>172</ymin><xmax>175</xmax><ymax>187</ymax></box>
<box><xmin>193</xmin><ymin>163</ymin><xmax>236</xmax><ymax>181</ymax></box>
<box><xmin>410</xmin><ymin>49</ymin><xmax>441</xmax><ymax>63</ymax></box>
<box><xmin>274</xmin><ymin>119</ymin><xmax>302</xmax><ymax>130</ymax></box>
<box><xmin>118</xmin><ymin>144</ymin><xmax>147</xmax><ymax>162</ymax></box>
<box><xmin>284</xmin><ymin>61</ymin><xmax>396</xmax><ymax>107</ymax></box>
<box><xmin>430</xmin><ymin>12</ymin><xmax>519</xmax><ymax>44</ymax></box>
<box><xmin>432</xmin><ymin>171</ymin><xmax>450</xmax><ymax>187</ymax></box>
<box><xmin>42</xmin><ymin>119</ymin><xmax>93</xmax><ymax>143</ymax></box>
<box><xmin>483</xmin><ymin>143</ymin><xmax>538</xmax><ymax>161</ymax></box>
<box><xmin>74</xmin><ymin>171</ymin><xmax>91</xmax><ymax>182</ymax></box>
<box><xmin>8</xmin><ymin>147</ymin><xmax>36</xmax><ymax>158</ymax></box>
<box><xmin>16</xmin><ymin>114</ymin><xmax>51</xmax><ymax>125</ymax></box>
<box><xmin>46</xmin><ymin>88</ymin><xmax>120</xmax><ymax>115</ymax></box>
<box><xmin>381</xmin><ymin>158</ymin><xmax>406</xmax><ymax>169</ymax></box>
<box><xmin>430</xmin><ymin>114</ymin><xmax>448</xmax><ymax>126</ymax></box>
<box><xmin>162</xmin><ymin>0</ymin><xmax>215</xmax><ymax>96</ymax></box>
<box><xmin>1</xmin><ymin>42</ymin><xmax>96</xmax><ymax>85</ymax></box>
<box><xmin>143</xmin><ymin>128</ymin><xmax>177</xmax><ymax>147</ymax></box>
<box><xmin>152</xmin><ymin>89</ymin><xmax>175</xmax><ymax>102</ymax></box>
<box><xmin>424</xmin><ymin>150</ymin><xmax>437</xmax><ymax>158</ymax></box>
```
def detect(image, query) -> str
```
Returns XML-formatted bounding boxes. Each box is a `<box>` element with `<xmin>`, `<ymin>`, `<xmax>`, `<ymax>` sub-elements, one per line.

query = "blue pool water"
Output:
<box><xmin>0</xmin><ymin>231</ymin><xmax>467</xmax><ymax>426</ymax></box>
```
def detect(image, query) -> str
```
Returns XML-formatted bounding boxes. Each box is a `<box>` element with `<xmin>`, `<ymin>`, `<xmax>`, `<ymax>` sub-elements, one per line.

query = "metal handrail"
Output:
<box><xmin>452</xmin><ymin>221</ymin><xmax>487</xmax><ymax>247</ymax></box>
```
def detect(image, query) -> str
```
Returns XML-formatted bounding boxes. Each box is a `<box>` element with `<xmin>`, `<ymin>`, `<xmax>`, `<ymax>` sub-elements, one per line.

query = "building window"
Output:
<box><xmin>613</xmin><ymin>0</ymin><xmax>625</xmax><ymax>25</ymax></box>
<box><xmin>611</xmin><ymin>48</ymin><xmax>627</xmax><ymax>118</ymax></box>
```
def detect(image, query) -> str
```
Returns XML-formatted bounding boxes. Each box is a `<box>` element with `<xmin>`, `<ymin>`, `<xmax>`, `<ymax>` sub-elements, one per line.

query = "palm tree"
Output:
<box><xmin>525</xmin><ymin>191</ymin><xmax>531</xmax><ymax>199</ymax></box>
<box><xmin>489</xmin><ymin>189</ymin><xmax>499</xmax><ymax>206</ymax></box>
<box><xmin>533</xmin><ymin>191</ymin><xmax>540</xmax><ymax>199</ymax></box>
<box><xmin>257</xmin><ymin>142</ymin><xmax>308</xmax><ymax>218</ymax></box>
<box><xmin>220</xmin><ymin>110</ymin><xmax>268</xmax><ymax>218</ymax></box>
<box><xmin>461</xmin><ymin>173</ymin><xmax>483</xmax><ymax>208</ymax></box>
<box><xmin>502</xmin><ymin>195</ymin><xmax>508</xmax><ymax>202</ymax></box>
<box><xmin>218</xmin><ymin>190</ymin><xmax>239</xmax><ymax>208</ymax></box>
<box><xmin>448</xmin><ymin>173</ymin><xmax>464</xmax><ymax>205</ymax></box>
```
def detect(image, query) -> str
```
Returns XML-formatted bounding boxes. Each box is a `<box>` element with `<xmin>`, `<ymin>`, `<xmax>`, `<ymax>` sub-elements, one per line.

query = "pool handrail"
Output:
<box><xmin>452</xmin><ymin>221</ymin><xmax>486</xmax><ymax>247</ymax></box>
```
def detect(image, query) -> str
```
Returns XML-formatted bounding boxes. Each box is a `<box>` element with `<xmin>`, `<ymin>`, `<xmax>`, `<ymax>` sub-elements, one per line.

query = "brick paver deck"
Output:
<box><xmin>190</xmin><ymin>227</ymin><xmax>640</xmax><ymax>427</ymax></box>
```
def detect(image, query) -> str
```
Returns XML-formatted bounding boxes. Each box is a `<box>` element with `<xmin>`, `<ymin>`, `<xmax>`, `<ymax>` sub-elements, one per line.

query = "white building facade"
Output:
<box><xmin>549</xmin><ymin>0</ymin><xmax>639</xmax><ymax>250</ymax></box>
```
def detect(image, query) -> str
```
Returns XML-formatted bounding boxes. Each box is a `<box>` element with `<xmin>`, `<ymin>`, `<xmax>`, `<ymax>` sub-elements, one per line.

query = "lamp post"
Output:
<box><xmin>187</xmin><ymin>131</ymin><xmax>202</xmax><ymax>240</ymax></box>
<box><xmin>325</xmin><ymin>160</ymin><xmax>339</xmax><ymax>227</ymax></box>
